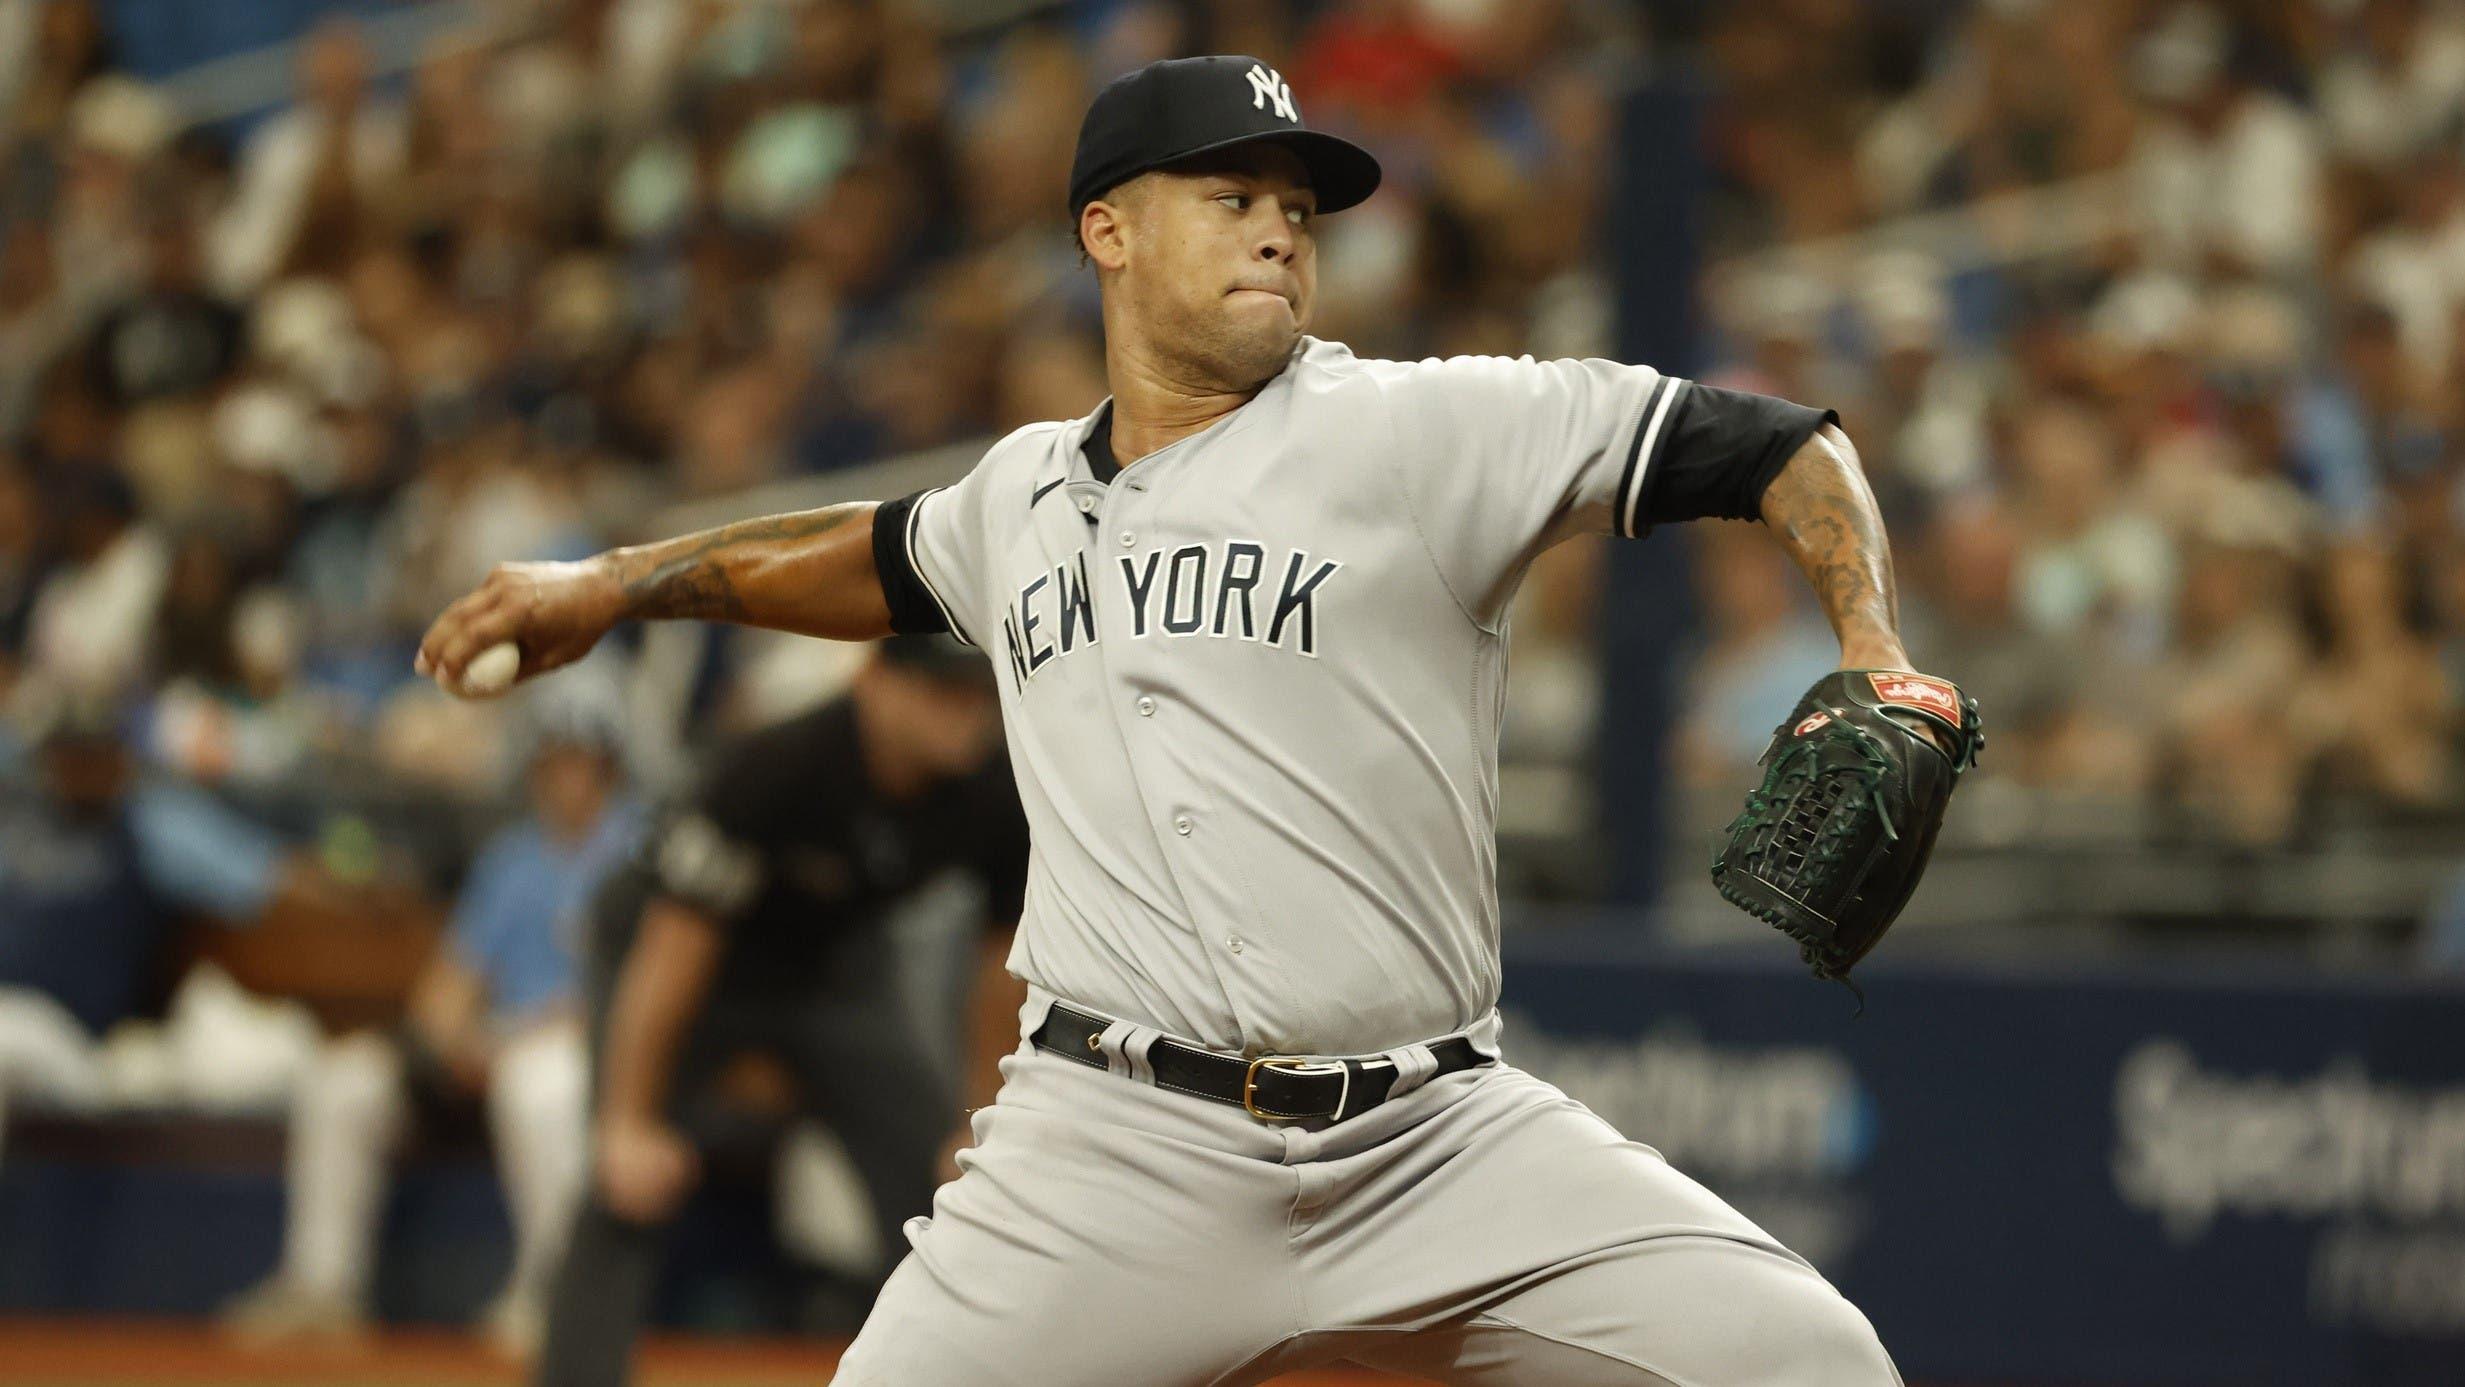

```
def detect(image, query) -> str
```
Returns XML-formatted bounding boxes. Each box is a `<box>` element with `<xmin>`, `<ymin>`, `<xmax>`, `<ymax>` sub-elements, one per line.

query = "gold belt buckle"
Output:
<box><xmin>1243</xmin><ymin>1055</ymin><xmax>1351</xmax><ymax>1122</ymax></box>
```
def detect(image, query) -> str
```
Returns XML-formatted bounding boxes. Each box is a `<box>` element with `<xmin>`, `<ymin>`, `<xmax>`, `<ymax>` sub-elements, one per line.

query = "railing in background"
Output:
<box><xmin>1713</xmin><ymin>171</ymin><xmax>2136</xmax><ymax>300</ymax></box>
<box><xmin>121</xmin><ymin>0</ymin><xmax>1073</xmax><ymax>131</ymax></box>
<box><xmin>648</xmin><ymin>440</ymin><xmax>992</xmax><ymax>540</ymax></box>
<box><xmin>104</xmin><ymin>0</ymin><xmax>481</xmax><ymax>127</ymax></box>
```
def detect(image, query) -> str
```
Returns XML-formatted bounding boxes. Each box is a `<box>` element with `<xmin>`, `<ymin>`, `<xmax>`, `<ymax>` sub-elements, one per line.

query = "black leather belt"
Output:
<box><xmin>1029</xmin><ymin>1003</ymin><xmax>1490</xmax><ymax>1124</ymax></box>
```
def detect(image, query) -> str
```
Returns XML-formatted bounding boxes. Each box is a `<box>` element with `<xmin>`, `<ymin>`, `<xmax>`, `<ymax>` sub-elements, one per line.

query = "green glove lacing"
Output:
<box><xmin>1718</xmin><ymin>723</ymin><xmax>1904</xmax><ymax>1008</ymax></box>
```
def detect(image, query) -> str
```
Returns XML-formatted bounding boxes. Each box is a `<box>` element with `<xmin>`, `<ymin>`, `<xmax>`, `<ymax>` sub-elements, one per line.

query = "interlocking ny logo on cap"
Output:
<box><xmin>1245</xmin><ymin>63</ymin><xmax>1299</xmax><ymax>123</ymax></box>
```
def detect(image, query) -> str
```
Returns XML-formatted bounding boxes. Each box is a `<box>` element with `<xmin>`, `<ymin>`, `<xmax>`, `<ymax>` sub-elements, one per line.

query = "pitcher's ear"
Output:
<box><xmin>1081</xmin><ymin>192</ymin><xmax>1134</xmax><ymax>273</ymax></box>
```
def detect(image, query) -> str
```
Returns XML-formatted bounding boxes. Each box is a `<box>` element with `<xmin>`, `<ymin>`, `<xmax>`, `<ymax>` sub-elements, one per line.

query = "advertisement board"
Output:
<box><xmin>1502</xmin><ymin>932</ymin><xmax>2465</xmax><ymax>1387</ymax></box>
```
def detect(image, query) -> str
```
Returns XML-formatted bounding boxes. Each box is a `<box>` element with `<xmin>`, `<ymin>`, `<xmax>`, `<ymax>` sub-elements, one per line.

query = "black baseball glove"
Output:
<box><xmin>1712</xmin><ymin>669</ymin><xmax>1983</xmax><ymax>995</ymax></box>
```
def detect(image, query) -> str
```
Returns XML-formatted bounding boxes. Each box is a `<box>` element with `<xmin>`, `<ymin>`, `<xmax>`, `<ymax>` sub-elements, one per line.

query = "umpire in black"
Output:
<box><xmin>535</xmin><ymin>635</ymin><xmax>1027</xmax><ymax>1386</ymax></box>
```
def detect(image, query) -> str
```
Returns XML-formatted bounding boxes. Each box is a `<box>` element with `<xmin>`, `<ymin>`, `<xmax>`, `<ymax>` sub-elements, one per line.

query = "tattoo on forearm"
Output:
<box><xmin>626</xmin><ymin>561</ymin><xmax>746</xmax><ymax>620</ymax></box>
<box><xmin>1763</xmin><ymin>429</ymin><xmax>1901</xmax><ymax>657</ymax></box>
<box><xmin>618</xmin><ymin>506</ymin><xmax>862</xmax><ymax>622</ymax></box>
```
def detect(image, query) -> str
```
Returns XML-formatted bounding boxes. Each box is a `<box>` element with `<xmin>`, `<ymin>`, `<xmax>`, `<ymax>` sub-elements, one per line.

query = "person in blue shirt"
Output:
<box><xmin>0</xmin><ymin>692</ymin><xmax>340</xmax><ymax>1161</ymax></box>
<box><xmin>225</xmin><ymin>693</ymin><xmax>640</xmax><ymax>1356</ymax></box>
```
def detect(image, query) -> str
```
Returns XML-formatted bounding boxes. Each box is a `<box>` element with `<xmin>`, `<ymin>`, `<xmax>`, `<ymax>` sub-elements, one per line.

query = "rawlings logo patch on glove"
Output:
<box><xmin>1712</xmin><ymin>668</ymin><xmax>1983</xmax><ymax>1002</ymax></box>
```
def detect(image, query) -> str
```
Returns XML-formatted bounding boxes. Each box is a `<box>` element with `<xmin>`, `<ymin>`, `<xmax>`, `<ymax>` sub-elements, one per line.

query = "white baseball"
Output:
<box><xmin>455</xmin><ymin>641</ymin><xmax>523</xmax><ymax>699</ymax></box>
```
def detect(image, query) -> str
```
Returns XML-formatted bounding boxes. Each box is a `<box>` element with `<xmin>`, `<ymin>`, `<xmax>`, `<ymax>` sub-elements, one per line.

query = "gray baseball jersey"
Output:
<box><xmin>876</xmin><ymin>337</ymin><xmax>1829</xmax><ymax>1058</ymax></box>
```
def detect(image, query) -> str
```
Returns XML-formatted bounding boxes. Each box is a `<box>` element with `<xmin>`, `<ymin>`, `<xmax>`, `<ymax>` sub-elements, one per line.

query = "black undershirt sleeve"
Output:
<box><xmin>1637</xmin><ymin>384</ymin><xmax>1838</xmax><ymax>529</ymax></box>
<box><xmin>871</xmin><ymin>490</ymin><xmax>952</xmax><ymax>636</ymax></box>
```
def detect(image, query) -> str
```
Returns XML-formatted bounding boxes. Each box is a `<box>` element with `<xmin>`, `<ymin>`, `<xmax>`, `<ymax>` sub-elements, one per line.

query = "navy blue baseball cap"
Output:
<box><xmin>1068</xmin><ymin>56</ymin><xmax>1382</xmax><ymax>220</ymax></box>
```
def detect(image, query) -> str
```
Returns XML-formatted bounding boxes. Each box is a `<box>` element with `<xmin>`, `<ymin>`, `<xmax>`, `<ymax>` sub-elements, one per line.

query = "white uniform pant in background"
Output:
<box><xmin>281</xmin><ymin>1023</ymin><xmax>588</xmax><ymax>1313</ymax></box>
<box><xmin>485</xmin><ymin>1022</ymin><xmax>591</xmax><ymax>1310</ymax></box>
<box><xmin>834</xmin><ymin>1034</ymin><xmax>1900</xmax><ymax>1387</ymax></box>
<box><xmin>0</xmin><ymin>988</ymin><xmax>106</xmax><ymax>1167</ymax></box>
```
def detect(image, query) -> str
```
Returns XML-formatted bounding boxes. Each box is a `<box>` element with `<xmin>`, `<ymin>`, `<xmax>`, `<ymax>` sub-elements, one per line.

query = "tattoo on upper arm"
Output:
<box><xmin>620</xmin><ymin>506</ymin><xmax>863</xmax><ymax>622</ymax></box>
<box><xmin>1764</xmin><ymin>429</ymin><xmax>1900</xmax><ymax>647</ymax></box>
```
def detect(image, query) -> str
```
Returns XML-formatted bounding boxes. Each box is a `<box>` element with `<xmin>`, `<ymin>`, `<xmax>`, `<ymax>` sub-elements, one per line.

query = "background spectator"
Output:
<box><xmin>223</xmin><ymin>692</ymin><xmax>638</xmax><ymax>1356</ymax></box>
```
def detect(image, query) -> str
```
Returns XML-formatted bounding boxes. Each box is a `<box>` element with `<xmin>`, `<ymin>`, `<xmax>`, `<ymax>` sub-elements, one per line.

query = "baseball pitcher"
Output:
<box><xmin>419</xmin><ymin>55</ymin><xmax>1980</xmax><ymax>1387</ymax></box>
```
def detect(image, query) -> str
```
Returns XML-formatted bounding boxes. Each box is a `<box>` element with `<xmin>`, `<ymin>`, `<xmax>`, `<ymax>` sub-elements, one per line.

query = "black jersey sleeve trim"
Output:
<box><xmin>872</xmin><ymin>488</ymin><xmax>971</xmax><ymax>643</ymax></box>
<box><xmin>906</xmin><ymin>489</ymin><xmax>974</xmax><ymax>646</ymax></box>
<box><xmin>1633</xmin><ymin>384</ymin><xmax>1837</xmax><ymax>532</ymax></box>
<box><xmin>1613</xmin><ymin>374</ymin><xmax>1688</xmax><ymax>539</ymax></box>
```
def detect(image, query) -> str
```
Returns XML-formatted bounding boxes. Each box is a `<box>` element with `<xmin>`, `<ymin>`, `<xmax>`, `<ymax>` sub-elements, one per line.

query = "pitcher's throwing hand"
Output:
<box><xmin>414</xmin><ymin>559</ymin><xmax>626</xmax><ymax>697</ymax></box>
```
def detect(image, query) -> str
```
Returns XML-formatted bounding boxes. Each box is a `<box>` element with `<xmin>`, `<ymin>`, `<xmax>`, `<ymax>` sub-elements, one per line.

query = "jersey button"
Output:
<box><xmin>1226</xmin><ymin>935</ymin><xmax>1245</xmax><ymax>955</ymax></box>
<box><xmin>1118</xmin><ymin>531</ymin><xmax>1136</xmax><ymax>548</ymax></box>
<box><xmin>1173</xmin><ymin>815</ymin><xmax>1193</xmax><ymax>836</ymax></box>
<box><xmin>1075</xmin><ymin>495</ymin><xmax>1095</xmax><ymax>514</ymax></box>
<box><xmin>1136</xmin><ymin>696</ymin><xmax>1156</xmax><ymax>717</ymax></box>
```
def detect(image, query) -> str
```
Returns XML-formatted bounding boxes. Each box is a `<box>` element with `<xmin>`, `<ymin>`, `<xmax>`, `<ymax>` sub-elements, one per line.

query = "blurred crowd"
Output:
<box><xmin>0</xmin><ymin>0</ymin><xmax>1633</xmax><ymax>856</ymax></box>
<box><xmin>1677</xmin><ymin>0</ymin><xmax>2465</xmax><ymax>853</ymax></box>
<box><xmin>0</xmin><ymin>0</ymin><xmax>2457</xmax><ymax>1007</ymax></box>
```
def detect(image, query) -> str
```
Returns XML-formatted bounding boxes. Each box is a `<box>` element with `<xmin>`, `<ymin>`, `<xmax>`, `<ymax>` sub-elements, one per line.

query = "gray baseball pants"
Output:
<box><xmin>831</xmin><ymin>996</ymin><xmax>1900</xmax><ymax>1386</ymax></box>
